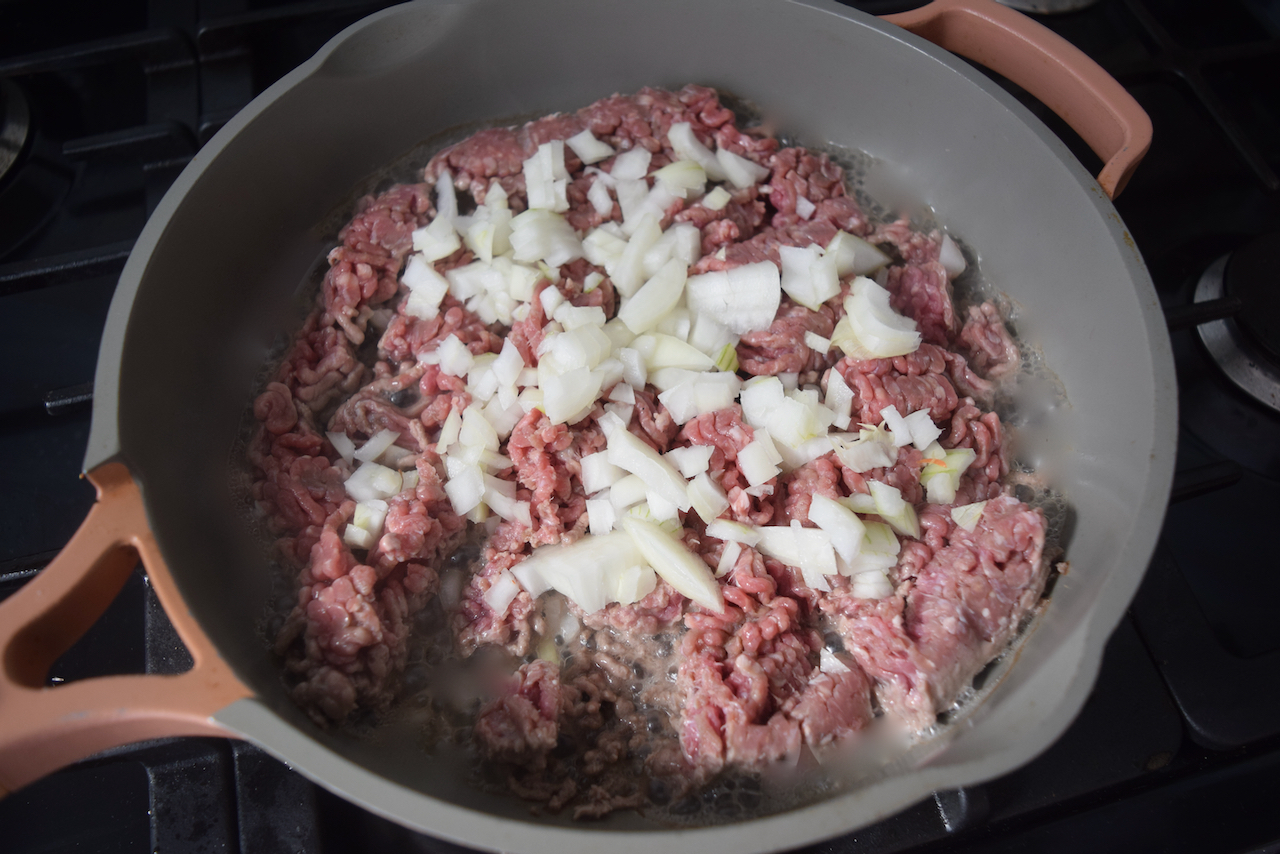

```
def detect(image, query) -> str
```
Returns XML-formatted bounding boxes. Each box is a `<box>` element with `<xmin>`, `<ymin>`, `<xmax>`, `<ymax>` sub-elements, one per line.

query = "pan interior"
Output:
<box><xmin>107</xmin><ymin>0</ymin><xmax>1171</xmax><ymax>836</ymax></box>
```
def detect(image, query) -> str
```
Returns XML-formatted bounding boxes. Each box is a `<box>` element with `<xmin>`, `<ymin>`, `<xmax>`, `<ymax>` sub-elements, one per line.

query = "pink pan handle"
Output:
<box><xmin>0</xmin><ymin>462</ymin><xmax>252</xmax><ymax>795</ymax></box>
<box><xmin>882</xmin><ymin>0</ymin><xmax>1151</xmax><ymax>198</ymax></box>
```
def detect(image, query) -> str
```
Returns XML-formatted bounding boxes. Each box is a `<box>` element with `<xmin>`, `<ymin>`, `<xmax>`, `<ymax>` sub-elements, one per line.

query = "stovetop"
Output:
<box><xmin>2</xmin><ymin>2</ymin><xmax>1279</xmax><ymax>852</ymax></box>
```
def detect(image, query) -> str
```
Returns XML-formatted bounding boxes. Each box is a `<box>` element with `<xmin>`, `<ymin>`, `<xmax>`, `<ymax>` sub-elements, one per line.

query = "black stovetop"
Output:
<box><xmin>2</xmin><ymin>2</ymin><xmax>1279</xmax><ymax>852</ymax></box>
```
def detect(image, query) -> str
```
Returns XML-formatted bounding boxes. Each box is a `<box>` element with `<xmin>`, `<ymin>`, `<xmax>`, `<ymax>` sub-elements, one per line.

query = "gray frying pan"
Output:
<box><xmin>0</xmin><ymin>1</ymin><xmax>1174</xmax><ymax>851</ymax></box>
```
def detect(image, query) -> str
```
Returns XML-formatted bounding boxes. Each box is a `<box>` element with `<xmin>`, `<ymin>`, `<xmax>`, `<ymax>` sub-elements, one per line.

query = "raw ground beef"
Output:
<box><xmin>248</xmin><ymin>85</ymin><xmax>1049</xmax><ymax>818</ymax></box>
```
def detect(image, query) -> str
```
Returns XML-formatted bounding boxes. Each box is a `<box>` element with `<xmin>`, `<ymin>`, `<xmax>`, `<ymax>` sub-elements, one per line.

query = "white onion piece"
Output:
<box><xmin>610</xmin><ymin>147</ymin><xmax>652</xmax><ymax>181</ymax></box>
<box><xmin>824</xmin><ymin>370</ymin><xmax>854</xmax><ymax>431</ymax></box>
<box><xmin>581</xmin><ymin>450</ymin><xmax>626</xmax><ymax>495</ymax></box>
<box><xmin>879</xmin><ymin>405</ymin><xmax>915</xmax><ymax>448</ymax></box>
<box><xmin>645</xmin><ymin>491</ymin><xmax>680</xmax><ymax>523</ymax></box>
<box><xmin>351</xmin><ymin>499</ymin><xmax>389</xmax><ymax>538</ymax></box>
<box><xmin>779</xmin><ymin>244</ymin><xmax>840</xmax><ymax>311</ymax></box>
<box><xmin>652</xmin><ymin>159</ymin><xmax>706</xmax><ymax>198</ymax></box>
<box><xmin>566</xmin><ymin>128</ymin><xmax>614</xmax><ymax>164</ymax></box>
<box><xmin>326</xmin><ymin>431</ymin><xmax>356</xmax><ymax>464</ymax></box>
<box><xmin>902</xmin><ymin>408</ymin><xmax>943</xmax><ymax>450</ymax></box>
<box><xmin>586</xmin><ymin>497</ymin><xmax>616</xmax><ymax>535</ymax></box>
<box><xmin>705</xmin><ymin>519</ymin><xmax>762</xmax><ymax>547</ymax></box>
<box><xmin>939</xmin><ymin>234</ymin><xmax>967</xmax><ymax>279</ymax></box>
<box><xmin>401</xmin><ymin>254</ymin><xmax>451</xmax><ymax>318</ymax></box>
<box><xmin>612</xmin><ymin>213</ymin><xmax>662</xmax><ymax>297</ymax></box>
<box><xmin>617</xmin><ymin>258</ymin><xmax>687</xmax><ymax>334</ymax></box>
<box><xmin>411</xmin><ymin>215</ymin><xmax>461</xmax><ymax>262</ymax></box>
<box><xmin>345</xmin><ymin>462</ymin><xmax>403</xmax><ymax>502</ymax></box>
<box><xmin>667</xmin><ymin>122</ymin><xmax>726</xmax><ymax>181</ymax></box>
<box><xmin>951</xmin><ymin>501</ymin><xmax>988</xmax><ymax>532</ymax></box>
<box><xmin>795</xmin><ymin>195</ymin><xmax>816</xmax><ymax>220</ymax></box>
<box><xmin>737</xmin><ymin>438</ymin><xmax>781</xmax><ymax>487</ymax></box>
<box><xmin>686</xmin><ymin>261</ymin><xmax>781</xmax><ymax>336</ymax></box>
<box><xmin>665</xmin><ymin>445</ymin><xmax>714</xmax><ymax>478</ymax></box>
<box><xmin>922</xmin><ymin>447</ymin><xmax>978</xmax><ymax>505</ymax></box>
<box><xmin>755</xmin><ymin>524</ymin><xmax>836</xmax><ymax>590</ymax></box>
<box><xmin>840</xmin><ymin>277</ymin><xmax>922</xmax><ymax>359</ymax></box>
<box><xmin>582</xmin><ymin>227</ymin><xmax>628</xmax><ymax>272</ymax></box>
<box><xmin>522</xmin><ymin>141</ymin><xmax>569</xmax><ymax>212</ymax></box>
<box><xmin>607</xmin><ymin>428</ymin><xmax>691</xmax><ymax>511</ymax></box>
<box><xmin>459</xmin><ymin>405</ymin><xmax>499</xmax><ymax>452</ymax></box>
<box><xmin>519</xmin><ymin>531</ymin><xmax>647</xmax><ymax>614</ymax></box>
<box><xmin>617</xmin><ymin>347</ymin><xmax>647</xmax><ymax>388</ymax></box>
<box><xmin>688</xmin><ymin>472</ymin><xmax>729</xmax><ymax>523</ymax></box>
<box><xmin>510</xmin><ymin>209</ymin><xmax>583</xmax><ymax>267</ymax></box>
<box><xmin>716</xmin><ymin>540</ymin><xmax>743</xmax><ymax>578</ymax></box>
<box><xmin>804</xmin><ymin>331</ymin><xmax>832</xmax><ymax>353</ymax></box>
<box><xmin>702</xmin><ymin>186</ymin><xmax>731</xmax><ymax>211</ymax></box>
<box><xmin>715</xmin><ymin>148</ymin><xmax>770</xmax><ymax>189</ymax></box>
<box><xmin>633</xmin><ymin>333</ymin><xmax>716</xmax><ymax>371</ymax></box>
<box><xmin>343</xmin><ymin>524</ymin><xmax>376</xmax><ymax>550</ymax></box>
<box><xmin>444</xmin><ymin>463</ymin><xmax>485</xmax><ymax>515</ymax></box>
<box><xmin>852</xmin><ymin>574</ymin><xmax>894</xmax><ymax>600</ymax></box>
<box><xmin>542</xmin><ymin>367</ymin><xmax>604</xmax><ymax>426</ymax></box>
<box><xmin>483</xmin><ymin>571</ymin><xmax>521</xmax><ymax>617</ymax></box>
<box><xmin>615</xmin><ymin>179</ymin><xmax>651</xmax><ymax>233</ymax></box>
<box><xmin>587</xmin><ymin>178</ymin><xmax>614</xmax><ymax>216</ymax></box>
<box><xmin>609</xmin><ymin>474</ymin><xmax>648</xmax><ymax>511</ymax></box>
<box><xmin>807</xmin><ymin>494</ymin><xmax>866</xmax><ymax>562</ymax></box>
<box><xmin>826</xmin><ymin>231</ymin><xmax>891</xmax><ymax>277</ymax></box>
<box><xmin>615</xmin><ymin>564</ymin><xmax>658</xmax><ymax>605</ymax></box>
<box><xmin>434</xmin><ymin>170</ymin><xmax>459</xmax><ymax>220</ymax></box>
<box><xmin>869</xmin><ymin>481</ymin><xmax>920</xmax><ymax>539</ymax></box>
<box><xmin>623</xmin><ymin>517</ymin><xmax>724</xmax><ymax>613</ymax></box>
<box><xmin>354</xmin><ymin>429</ymin><xmax>400</xmax><ymax>463</ymax></box>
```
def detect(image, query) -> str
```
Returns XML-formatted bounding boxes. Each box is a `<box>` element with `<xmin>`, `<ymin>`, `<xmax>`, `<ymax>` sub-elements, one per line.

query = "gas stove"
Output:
<box><xmin>2</xmin><ymin>2</ymin><xmax>1278</xmax><ymax>852</ymax></box>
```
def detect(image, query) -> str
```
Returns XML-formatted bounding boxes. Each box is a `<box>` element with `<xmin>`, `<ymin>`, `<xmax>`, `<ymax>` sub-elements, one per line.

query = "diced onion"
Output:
<box><xmin>716</xmin><ymin>540</ymin><xmax>743</xmax><ymax>577</ymax></box>
<box><xmin>623</xmin><ymin>517</ymin><xmax>724</xmax><ymax>613</ymax></box>
<box><xmin>667</xmin><ymin>122</ymin><xmax>726</xmax><ymax>182</ymax></box>
<box><xmin>610</xmin><ymin>147</ymin><xmax>652</xmax><ymax>181</ymax></box>
<box><xmin>665</xmin><ymin>445</ymin><xmax>714</xmax><ymax>478</ymax></box>
<box><xmin>826</xmin><ymin>231</ymin><xmax>891</xmax><ymax>277</ymax></box>
<box><xmin>779</xmin><ymin>244</ymin><xmax>840</xmax><ymax>311</ymax></box>
<box><xmin>582</xmin><ymin>450</ymin><xmax>627</xmax><ymax>495</ymax></box>
<box><xmin>353</xmin><ymin>429</ymin><xmax>400</xmax><ymax>464</ymax></box>
<box><xmin>702</xmin><ymin>186</ymin><xmax>731</xmax><ymax>211</ymax></box>
<box><xmin>586</xmin><ymin>497</ymin><xmax>617</xmax><ymax>535</ymax></box>
<box><xmin>444</xmin><ymin>463</ymin><xmax>485</xmax><ymax>515</ymax></box>
<box><xmin>411</xmin><ymin>215</ymin><xmax>461</xmax><ymax>262</ymax></box>
<box><xmin>716</xmin><ymin>148</ymin><xmax>770</xmax><ymax>189</ymax></box>
<box><xmin>652</xmin><ymin>159</ymin><xmax>706</xmax><ymax>198</ymax></box>
<box><xmin>686</xmin><ymin>261</ymin><xmax>781</xmax><ymax>336</ymax></box>
<box><xmin>607</xmin><ymin>428</ymin><xmax>691</xmax><ymax>511</ymax></box>
<box><xmin>566</xmin><ymin>128</ymin><xmax>614</xmax><ymax>165</ymax></box>
<box><xmin>326</xmin><ymin>431</ymin><xmax>356</xmax><ymax>464</ymax></box>
<box><xmin>617</xmin><ymin>258</ymin><xmax>687</xmax><ymax>334</ymax></box>
<box><xmin>345</xmin><ymin>462</ymin><xmax>403</xmax><ymax>502</ymax></box>
<box><xmin>705</xmin><ymin>519</ymin><xmax>762</xmax><ymax>546</ymax></box>
<box><xmin>951</xmin><ymin>501</ymin><xmax>988</xmax><ymax>531</ymax></box>
<box><xmin>687</xmin><ymin>472</ymin><xmax>729</xmax><ymax>523</ymax></box>
<box><xmin>868</xmin><ymin>481</ymin><xmax>920</xmax><ymax>539</ymax></box>
<box><xmin>737</xmin><ymin>438</ymin><xmax>781</xmax><ymax>487</ymax></box>
<box><xmin>939</xmin><ymin>234</ymin><xmax>967</xmax><ymax>279</ymax></box>
<box><xmin>807</xmin><ymin>494</ymin><xmax>866</xmax><ymax>562</ymax></box>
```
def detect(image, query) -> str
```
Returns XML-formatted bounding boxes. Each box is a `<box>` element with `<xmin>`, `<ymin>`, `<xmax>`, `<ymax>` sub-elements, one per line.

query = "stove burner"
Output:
<box><xmin>0</xmin><ymin>78</ymin><xmax>31</xmax><ymax>185</ymax></box>
<box><xmin>1194</xmin><ymin>231</ymin><xmax>1280</xmax><ymax>414</ymax></box>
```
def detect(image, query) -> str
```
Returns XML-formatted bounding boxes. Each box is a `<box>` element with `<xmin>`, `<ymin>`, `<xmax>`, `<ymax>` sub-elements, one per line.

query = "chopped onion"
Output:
<box><xmin>804</xmin><ymin>331</ymin><xmax>832</xmax><ymax>353</ymax></box>
<box><xmin>444</xmin><ymin>463</ymin><xmax>485</xmax><ymax>515</ymax></box>
<box><xmin>586</xmin><ymin>497</ymin><xmax>617</xmax><ymax>535</ymax></box>
<box><xmin>902</xmin><ymin>408</ymin><xmax>943</xmax><ymax>450</ymax></box>
<box><xmin>510</xmin><ymin>209</ymin><xmax>583</xmax><ymax>267</ymax></box>
<box><xmin>868</xmin><ymin>481</ymin><xmax>920</xmax><ymax>539</ymax></box>
<box><xmin>411</xmin><ymin>215</ymin><xmax>462</xmax><ymax>262</ymax></box>
<box><xmin>779</xmin><ymin>244</ymin><xmax>840</xmax><ymax>311</ymax></box>
<box><xmin>542</xmin><ymin>367</ymin><xmax>604</xmax><ymax>425</ymax></box>
<box><xmin>582</xmin><ymin>226</ymin><xmax>628</xmax><ymax>272</ymax></box>
<box><xmin>401</xmin><ymin>469</ymin><xmax>419</xmax><ymax>492</ymax></box>
<box><xmin>665</xmin><ymin>445</ymin><xmax>714</xmax><ymax>478</ymax></box>
<box><xmin>716</xmin><ymin>540</ymin><xmax>743</xmax><ymax>577</ymax></box>
<box><xmin>581</xmin><ymin>450</ymin><xmax>626</xmax><ymax>495</ymax></box>
<box><xmin>755</xmin><ymin>524</ymin><xmax>836</xmax><ymax>590</ymax></box>
<box><xmin>351</xmin><ymin>498</ymin><xmax>389</xmax><ymax>537</ymax></box>
<box><xmin>687</xmin><ymin>472</ymin><xmax>729</xmax><ymax>523</ymax></box>
<box><xmin>609</xmin><ymin>474</ymin><xmax>648</xmax><ymax>511</ymax></box>
<box><xmin>612</xmin><ymin>213</ymin><xmax>662</xmax><ymax>297</ymax></box>
<box><xmin>939</xmin><ymin>234</ymin><xmax>967</xmax><ymax>279</ymax></box>
<box><xmin>652</xmin><ymin>159</ymin><xmax>706</xmax><ymax>198</ymax></box>
<box><xmin>587</xmin><ymin>178</ymin><xmax>614</xmax><ymax>216</ymax></box>
<box><xmin>705</xmin><ymin>521</ymin><xmax>760</xmax><ymax>548</ymax></box>
<box><xmin>606</xmin><ymin>427</ymin><xmax>691</xmax><ymax>511</ymax></box>
<box><xmin>951</xmin><ymin>500</ymin><xmax>988</xmax><ymax>531</ymax></box>
<box><xmin>343</xmin><ymin>524</ymin><xmax>376</xmax><ymax>550</ymax></box>
<box><xmin>515</xmin><ymin>531</ymin><xmax>646</xmax><ymax>613</ymax></box>
<box><xmin>686</xmin><ymin>261</ymin><xmax>781</xmax><ymax>336</ymax></box>
<box><xmin>610</xmin><ymin>147</ymin><xmax>652</xmax><ymax>181</ymax></box>
<box><xmin>522</xmin><ymin>141</ymin><xmax>569</xmax><ymax>212</ymax></box>
<box><xmin>835</xmin><ymin>277</ymin><xmax>922</xmax><ymax>359</ymax></box>
<box><xmin>633</xmin><ymin>333</ymin><xmax>716</xmax><ymax>371</ymax></box>
<box><xmin>716</xmin><ymin>148</ymin><xmax>770</xmax><ymax>189</ymax></box>
<box><xmin>852</xmin><ymin>574</ymin><xmax>894</xmax><ymax>600</ymax></box>
<box><xmin>326</xmin><ymin>431</ymin><xmax>356</xmax><ymax>463</ymax></box>
<box><xmin>617</xmin><ymin>258</ymin><xmax>687</xmax><ymax>334</ymax></box>
<box><xmin>737</xmin><ymin>437</ymin><xmax>781</xmax><ymax>487</ymax></box>
<box><xmin>345</xmin><ymin>462</ymin><xmax>403</xmax><ymax>502</ymax></box>
<box><xmin>435</xmin><ymin>406</ymin><xmax>462</xmax><ymax>453</ymax></box>
<box><xmin>618</xmin><ymin>347</ymin><xmax>647</xmax><ymax>388</ymax></box>
<box><xmin>645</xmin><ymin>491</ymin><xmax>680</xmax><ymax>522</ymax></box>
<box><xmin>401</xmin><ymin>254</ymin><xmax>451</xmax><ymax>319</ymax></box>
<box><xmin>795</xmin><ymin>195</ymin><xmax>816</xmax><ymax>220</ymax></box>
<box><xmin>459</xmin><ymin>404</ymin><xmax>499</xmax><ymax>452</ymax></box>
<box><xmin>824</xmin><ymin>370</ymin><xmax>854</xmax><ymax>431</ymax></box>
<box><xmin>878</xmin><ymin>405</ymin><xmax>915</xmax><ymax>448</ymax></box>
<box><xmin>807</xmin><ymin>494</ymin><xmax>866</xmax><ymax>562</ymax></box>
<box><xmin>354</xmin><ymin>428</ymin><xmax>400</xmax><ymax>463</ymax></box>
<box><xmin>623</xmin><ymin>517</ymin><xmax>724</xmax><ymax>613</ymax></box>
<box><xmin>922</xmin><ymin>447</ymin><xmax>977</xmax><ymax>504</ymax></box>
<box><xmin>825</xmin><ymin>231</ymin><xmax>891</xmax><ymax>277</ymax></box>
<box><xmin>566</xmin><ymin>128</ymin><xmax>614</xmax><ymax>164</ymax></box>
<box><xmin>702</xmin><ymin>186</ymin><xmax>731</xmax><ymax>211</ymax></box>
<box><xmin>667</xmin><ymin>122</ymin><xmax>726</xmax><ymax>182</ymax></box>
<box><xmin>614</xmin><ymin>564</ymin><xmax>658</xmax><ymax>605</ymax></box>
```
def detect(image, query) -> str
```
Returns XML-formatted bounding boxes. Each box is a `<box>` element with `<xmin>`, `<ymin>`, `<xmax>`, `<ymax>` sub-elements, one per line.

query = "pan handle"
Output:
<box><xmin>0</xmin><ymin>462</ymin><xmax>253</xmax><ymax>795</ymax></box>
<box><xmin>882</xmin><ymin>0</ymin><xmax>1151</xmax><ymax>199</ymax></box>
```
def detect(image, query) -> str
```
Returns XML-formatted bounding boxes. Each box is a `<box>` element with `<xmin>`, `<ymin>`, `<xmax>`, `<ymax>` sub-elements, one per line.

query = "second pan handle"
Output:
<box><xmin>882</xmin><ymin>0</ymin><xmax>1152</xmax><ymax>199</ymax></box>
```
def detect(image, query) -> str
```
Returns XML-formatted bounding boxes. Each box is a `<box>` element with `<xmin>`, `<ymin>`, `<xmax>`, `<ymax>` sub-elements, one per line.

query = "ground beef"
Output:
<box><xmin>248</xmin><ymin>85</ymin><xmax>1047</xmax><ymax>818</ymax></box>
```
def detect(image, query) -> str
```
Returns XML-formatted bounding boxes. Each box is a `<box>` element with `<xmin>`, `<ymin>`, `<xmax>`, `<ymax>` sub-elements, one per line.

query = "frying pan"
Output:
<box><xmin>0</xmin><ymin>1</ymin><xmax>1174</xmax><ymax>850</ymax></box>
